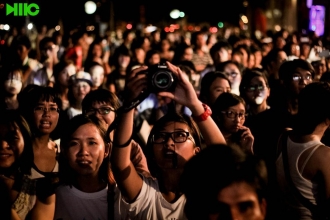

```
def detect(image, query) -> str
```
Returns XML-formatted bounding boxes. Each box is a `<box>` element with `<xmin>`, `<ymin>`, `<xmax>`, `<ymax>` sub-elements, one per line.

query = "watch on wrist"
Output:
<box><xmin>192</xmin><ymin>103</ymin><xmax>212</xmax><ymax>122</ymax></box>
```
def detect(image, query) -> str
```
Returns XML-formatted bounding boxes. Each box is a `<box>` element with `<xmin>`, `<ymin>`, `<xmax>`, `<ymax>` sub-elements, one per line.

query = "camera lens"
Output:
<box><xmin>152</xmin><ymin>71</ymin><xmax>173</xmax><ymax>90</ymax></box>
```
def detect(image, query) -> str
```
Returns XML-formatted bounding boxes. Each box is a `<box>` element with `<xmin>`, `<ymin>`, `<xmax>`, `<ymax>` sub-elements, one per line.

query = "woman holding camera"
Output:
<box><xmin>111</xmin><ymin>62</ymin><xmax>226</xmax><ymax>219</ymax></box>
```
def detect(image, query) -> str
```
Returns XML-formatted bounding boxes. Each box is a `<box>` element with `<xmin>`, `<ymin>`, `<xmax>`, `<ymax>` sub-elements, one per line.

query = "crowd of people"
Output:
<box><xmin>1</xmin><ymin>23</ymin><xmax>330</xmax><ymax>219</ymax></box>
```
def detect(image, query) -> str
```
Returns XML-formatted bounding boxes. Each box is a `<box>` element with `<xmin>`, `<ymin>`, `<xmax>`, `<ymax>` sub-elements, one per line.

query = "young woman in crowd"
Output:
<box><xmin>0</xmin><ymin>67</ymin><xmax>23</xmax><ymax>111</ymax></box>
<box><xmin>54</xmin><ymin>114</ymin><xmax>111</xmax><ymax>219</ymax></box>
<box><xmin>111</xmin><ymin>62</ymin><xmax>226</xmax><ymax>219</ymax></box>
<box><xmin>0</xmin><ymin>110</ymin><xmax>55</xmax><ymax>219</ymax></box>
<box><xmin>211</xmin><ymin>92</ymin><xmax>254</xmax><ymax>154</ymax></box>
<box><xmin>18</xmin><ymin>86</ymin><xmax>61</xmax><ymax>204</ymax></box>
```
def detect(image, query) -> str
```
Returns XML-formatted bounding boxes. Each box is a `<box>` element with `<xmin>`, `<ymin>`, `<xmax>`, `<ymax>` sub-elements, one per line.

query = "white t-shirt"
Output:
<box><xmin>114</xmin><ymin>176</ymin><xmax>187</xmax><ymax>220</ymax></box>
<box><xmin>54</xmin><ymin>184</ymin><xmax>108</xmax><ymax>220</ymax></box>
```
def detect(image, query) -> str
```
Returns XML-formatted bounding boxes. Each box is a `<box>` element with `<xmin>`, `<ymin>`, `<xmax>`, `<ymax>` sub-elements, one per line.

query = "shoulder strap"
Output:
<box><xmin>281</xmin><ymin>131</ymin><xmax>319</xmax><ymax>214</ymax></box>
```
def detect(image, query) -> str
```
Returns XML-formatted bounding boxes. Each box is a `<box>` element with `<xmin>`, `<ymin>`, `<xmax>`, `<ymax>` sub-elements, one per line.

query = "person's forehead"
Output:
<box><xmin>92</xmin><ymin>101</ymin><xmax>112</xmax><ymax>107</ymax></box>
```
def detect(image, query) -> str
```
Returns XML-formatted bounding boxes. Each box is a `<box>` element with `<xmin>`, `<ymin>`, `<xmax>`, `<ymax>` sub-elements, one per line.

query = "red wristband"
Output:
<box><xmin>192</xmin><ymin>103</ymin><xmax>212</xmax><ymax>122</ymax></box>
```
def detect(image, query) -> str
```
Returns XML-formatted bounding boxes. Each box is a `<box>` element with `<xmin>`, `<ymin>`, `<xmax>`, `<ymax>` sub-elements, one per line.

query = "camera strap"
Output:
<box><xmin>106</xmin><ymin>91</ymin><xmax>150</xmax><ymax>137</ymax></box>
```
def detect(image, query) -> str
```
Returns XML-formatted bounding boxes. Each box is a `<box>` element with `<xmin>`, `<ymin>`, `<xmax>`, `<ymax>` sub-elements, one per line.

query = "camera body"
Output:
<box><xmin>147</xmin><ymin>63</ymin><xmax>176</xmax><ymax>93</ymax></box>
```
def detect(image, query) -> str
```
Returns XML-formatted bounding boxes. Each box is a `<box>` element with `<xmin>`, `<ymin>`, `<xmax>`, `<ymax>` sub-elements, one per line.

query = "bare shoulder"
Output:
<box><xmin>312</xmin><ymin>145</ymin><xmax>330</xmax><ymax>165</ymax></box>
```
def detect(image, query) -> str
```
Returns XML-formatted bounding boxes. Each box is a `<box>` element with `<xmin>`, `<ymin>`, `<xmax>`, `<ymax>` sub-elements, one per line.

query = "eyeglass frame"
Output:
<box><xmin>292</xmin><ymin>74</ymin><xmax>312</xmax><ymax>82</ymax></box>
<box><xmin>34</xmin><ymin>106</ymin><xmax>60</xmax><ymax>114</ymax></box>
<box><xmin>151</xmin><ymin>131</ymin><xmax>194</xmax><ymax>144</ymax></box>
<box><xmin>244</xmin><ymin>84</ymin><xmax>266</xmax><ymax>92</ymax></box>
<box><xmin>85</xmin><ymin>106</ymin><xmax>115</xmax><ymax>116</ymax></box>
<box><xmin>225</xmin><ymin>71</ymin><xmax>238</xmax><ymax>79</ymax></box>
<box><xmin>221</xmin><ymin>111</ymin><xmax>247</xmax><ymax>120</ymax></box>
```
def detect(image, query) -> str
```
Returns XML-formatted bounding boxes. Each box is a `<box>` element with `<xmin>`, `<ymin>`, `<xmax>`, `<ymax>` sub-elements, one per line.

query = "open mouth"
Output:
<box><xmin>76</xmin><ymin>160</ymin><xmax>92</xmax><ymax>166</ymax></box>
<box><xmin>163</xmin><ymin>150</ymin><xmax>176</xmax><ymax>158</ymax></box>
<box><xmin>0</xmin><ymin>153</ymin><xmax>11</xmax><ymax>159</ymax></box>
<box><xmin>40</xmin><ymin>121</ymin><xmax>51</xmax><ymax>128</ymax></box>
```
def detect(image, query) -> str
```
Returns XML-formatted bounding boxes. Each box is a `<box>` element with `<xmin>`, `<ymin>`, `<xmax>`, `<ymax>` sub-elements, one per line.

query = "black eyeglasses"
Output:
<box><xmin>221</xmin><ymin>111</ymin><xmax>246</xmax><ymax>119</ymax></box>
<box><xmin>86</xmin><ymin>107</ymin><xmax>115</xmax><ymax>116</ymax></box>
<box><xmin>225</xmin><ymin>72</ymin><xmax>238</xmax><ymax>78</ymax></box>
<box><xmin>245</xmin><ymin>85</ymin><xmax>265</xmax><ymax>92</ymax></box>
<box><xmin>34</xmin><ymin>106</ymin><xmax>60</xmax><ymax>114</ymax></box>
<box><xmin>152</xmin><ymin>131</ymin><xmax>192</xmax><ymax>144</ymax></box>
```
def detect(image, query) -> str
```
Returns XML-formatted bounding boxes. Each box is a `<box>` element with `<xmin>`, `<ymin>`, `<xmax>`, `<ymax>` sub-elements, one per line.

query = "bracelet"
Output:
<box><xmin>192</xmin><ymin>103</ymin><xmax>212</xmax><ymax>122</ymax></box>
<box><xmin>113</xmin><ymin>137</ymin><xmax>132</xmax><ymax>148</ymax></box>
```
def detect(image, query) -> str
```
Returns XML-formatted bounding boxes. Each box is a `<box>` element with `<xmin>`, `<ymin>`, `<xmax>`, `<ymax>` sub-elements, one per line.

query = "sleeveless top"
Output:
<box><xmin>276</xmin><ymin>137</ymin><xmax>323</xmax><ymax>219</ymax></box>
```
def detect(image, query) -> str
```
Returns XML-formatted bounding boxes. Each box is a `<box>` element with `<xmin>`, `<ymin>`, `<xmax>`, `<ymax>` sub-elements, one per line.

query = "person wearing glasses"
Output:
<box><xmin>111</xmin><ymin>62</ymin><xmax>226</xmax><ymax>219</ymax></box>
<box><xmin>211</xmin><ymin>92</ymin><xmax>254</xmax><ymax>154</ymax></box>
<box><xmin>81</xmin><ymin>89</ymin><xmax>150</xmax><ymax>178</ymax></box>
<box><xmin>239</xmin><ymin>70</ymin><xmax>271</xmax><ymax>117</ymax></box>
<box><xmin>216</xmin><ymin>60</ymin><xmax>244</xmax><ymax>96</ymax></box>
<box><xmin>18</xmin><ymin>86</ymin><xmax>61</xmax><ymax>211</ymax></box>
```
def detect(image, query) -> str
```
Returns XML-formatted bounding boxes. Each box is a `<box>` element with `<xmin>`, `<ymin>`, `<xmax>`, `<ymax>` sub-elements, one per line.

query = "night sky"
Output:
<box><xmin>0</xmin><ymin>0</ymin><xmax>245</xmax><ymax>31</ymax></box>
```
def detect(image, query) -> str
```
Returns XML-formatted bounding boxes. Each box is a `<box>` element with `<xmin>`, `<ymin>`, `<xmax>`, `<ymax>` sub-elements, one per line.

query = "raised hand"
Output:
<box><xmin>239</xmin><ymin>126</ymin><xmax>254</xmax><ymax>154</ymax></box>
<box><xmin>157</xmin><ymin>62</ymin><xmax>201</xmax><ymax>112</ymax></box>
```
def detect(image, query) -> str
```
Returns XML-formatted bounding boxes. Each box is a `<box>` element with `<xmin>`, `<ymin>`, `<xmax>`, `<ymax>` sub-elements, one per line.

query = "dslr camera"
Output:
<box><xmin>147</xmin><ymin>63</ymin><xmax>176</xmax><ymax>93</ymax></box>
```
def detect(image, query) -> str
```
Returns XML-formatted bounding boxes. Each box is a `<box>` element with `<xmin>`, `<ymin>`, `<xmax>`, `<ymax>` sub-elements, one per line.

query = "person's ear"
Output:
<box><xmin>104</xmin><ymin>142</ymin><xmax>111</xmax><ymax>158</ymax></box>
<box><xmin>260</xmin><ymin>198</ymin><xmax>267</xmax><ymax>219</ymax></box>
<box><xmin>194</xmin><ymin>147</ymin><xmax>201</xmax><ymax>155</ymax></box>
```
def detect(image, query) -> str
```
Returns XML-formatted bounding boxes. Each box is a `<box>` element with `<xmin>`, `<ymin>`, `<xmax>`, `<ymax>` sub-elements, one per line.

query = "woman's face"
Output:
<box><xmin>152</xmin><ymin>121</ymin><xmax>199</xmax><ymax>170</ymax></box>
<box><xmin>208</xmin><ymin>78</ymin><xmax>231</xmax><ymax>105</ymax></box>
<box><xmin>0</xmin><ymin>123</ymin><xmax>24</xmax><ymax>169</ymax></box>
<box><xmin>86</xmin><ymin>101</ymin><xmax>116</xmax><ymax>129</ymax></box>
<box><xmin>92</xmin><ymin>44</ymin><xmax>103</xmax><ymax>58</ymax></box>
<box><xmin>58</xmin><ymin>64</ymin><xmax>76</xmax><ymax>86</ymax></box>
<box><xmin>33</xmin><ymin>100</ymin><xmax>59</xmax><ymax>135</ymax></box>
<box><xmin>90</xmin><ymin>66</ymin><xmax>105</xmax><ymax>88</ymax></box>
<box><xmin>66</xmin><ymin>123</ymin><xmax>108</xmax><ymax>177</ymax></box>
<box><xmin>224</xmin><ymin>63</ymin><xmax>242</xmax><ymax>90</ymax></box>
<box><xmin>72</xmin><ymin>81</ymin><xmax>91</xmax><ymax>102</ymax></box>
<box><xmin>244</xmin><ymin>76</ymin><xmax>270</xmax><ymax>106</ymax></box>
<box><xmin>161</xmin><ymin>39</ymin><xmax>170</xmax><ymax>51</ymax></box>
<box><xmin>4</xmin><ymin>71</ymin><xmax>22</xmax><ymax>95</ymax></box>
<box><xmin>118</xmin><ymin>54</ymin><xmax>130</xmax><ymax>68</ymax></box>
<box><xmin>220</xmin><ymin>103</ymin><xmax>246</xmax><ymax>133</ymax></box>
<box><xmin>149</xmin><ymin>53</ymin><xmax>161</xmax><ymax>65</ymax></box>
<box><xmin>183</xmin><ymin>47</ymin><xmax>193</xmax><ymax>61</ymax></box>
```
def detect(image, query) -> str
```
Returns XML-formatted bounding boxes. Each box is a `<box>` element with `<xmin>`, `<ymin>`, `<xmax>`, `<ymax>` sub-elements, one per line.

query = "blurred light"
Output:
<box><xmin>169</xmin><ymin>27</ymin><xmax>175</xmax><ymax>32</ymax></box>
<box><xmin>241</xmin><ymin>15</ymin><xmax>248</xmax><ymax>24</ymax></box>
<box><xmin>179</xmin><ymin>11</ymin><xmax>185</xmax><ymax>17</ymax></box>
<box><xmin>145</xmin><ymin>25</ymin><xmax>157</xmax><ymax>33</ymax></box>
<box><xmin>170</xmin><ymin>24</ymin><xmax>180</xmax><ymax>29</ymax></box>
<box><xmin>274</xmin><ymin>25</ymin><xmax>281</xmax><ymax>31</ymax></box>
<box><xmin>126</xmin><ymin>23</ymin><xmax>132</xmax><ymax>29</ymax></box>
<box><xmin>209</xmin><ymin>27</ymin><xmax>218</xmax><ymax>33</ymax></box>
<box><xmin>195</xmin><ymin>26</ymin><xmax>201</xmax><ymax>31</ymax></box>
<box><xmin>0</xmin><ymin>24</ymin><xmax>4</xmax><ymax>30</ymax></box>
<box><xmin>55</xmin><ymin>25</ymin><xmax>61</xmax><ymax>31</ymax></box>
<box><xmin>170</xmin><ymin>9</ymin><xmax>180</xmax><ymax>19</ymax></box>
<box><xmin>4</xmin><ymin>24</ymin><xmax>10</xmax><ymax>31</ymax></box>
<box><xmin>243</xmin><ymin>1</ymin><xmax>248</xmax><ymax>7</ymax></box>
<box><xmin>265</xmin><ymin>11</ymin><xmax>272</xmax><ymax>18</ymax></box>
<box><xmin>27</xmin><ymin>23</ymin><xmax>33</xmax><ymax>30</ymax></box>
<box><xmin>255</xmin><ymin>30</ymin><xmax>262</xmax><ymax>39</ymax></box>
<box><xmin>218</xmin><ymin>22</ymin><xmax>224</xmax><ymax>28</ymax></box>
<box><xmin>164</xmin><ymin>27</ymin><xmax>170</xmax><ymax>32</ymax></box>
<box><xmin>85</xmin><ymin>1</ymin><xmax>97</xmax><ymax>14</ymax></box>
<box><xmin>188</xmin><ymin>25</ymin><xmax>194</xmax><ymax>31</ymax></box>
<box><xmin>312</xmin><ymin>25</ymin><xmax>316</xmax><ymax>31</ymax></box>
<box><xmin>0</xmin><ymin>40</ymin><xmax>5</xmax><ymax>45</ymax></box>
<box><xmin>273</xmin><ymin>9</ymin><xmax>282</xmax><ymax>18</ymax></box>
